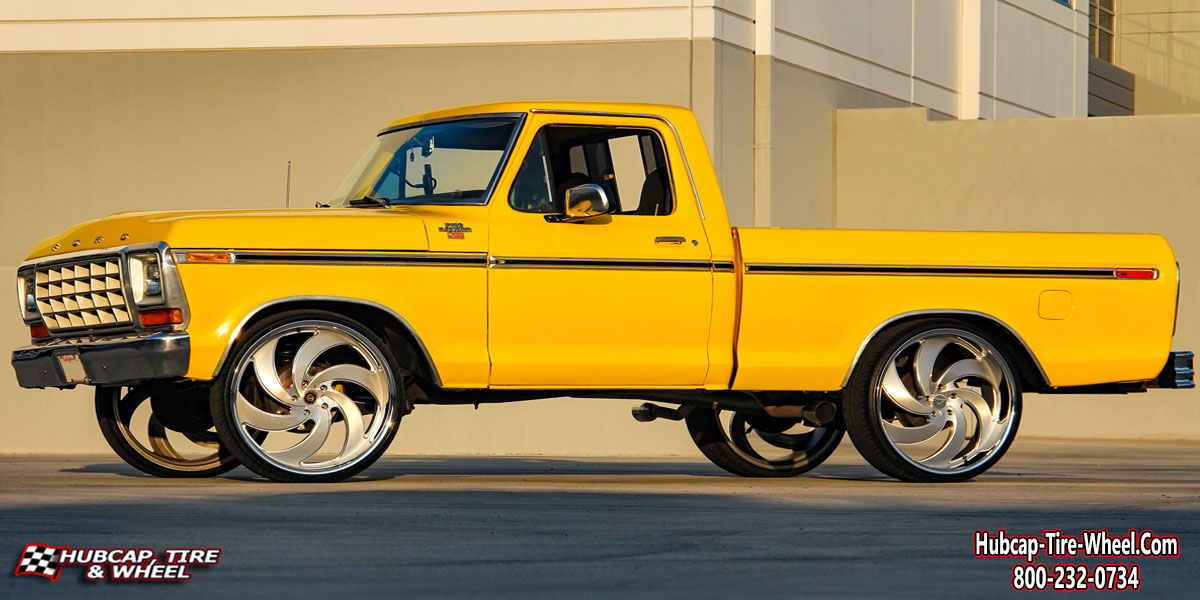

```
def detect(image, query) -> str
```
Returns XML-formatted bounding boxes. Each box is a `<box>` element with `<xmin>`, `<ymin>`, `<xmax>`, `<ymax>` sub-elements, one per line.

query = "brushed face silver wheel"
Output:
<box><xmin>872</xmin><ymin>328</ymin><xmax>1018</xmax><ymax>475</ymax></box>
<box><xmin>225</xmin><ymin>319</ymin><xmax>398</xmax><ymax>479</ymax></box>
<box><xmin>685</xmin><ymin>407</ymin><xmax>844</xmax><ymax>477</ymax></box>
<box><xmin>95</xmin><ymin>386</ymin><xmax>240</xmax><ymax>478</ymax></box>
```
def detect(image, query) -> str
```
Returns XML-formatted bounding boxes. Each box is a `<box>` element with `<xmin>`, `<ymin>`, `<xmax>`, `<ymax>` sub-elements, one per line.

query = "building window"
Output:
<box><xmin>1051</xmin><ymin>0</ymin><xmax>1072</xmax><ymax>7</ymax></box>
<box><xmin>1090</xmin><ymin>0</ymin><xmax>1115</xmax><ymax>62</ymax></box>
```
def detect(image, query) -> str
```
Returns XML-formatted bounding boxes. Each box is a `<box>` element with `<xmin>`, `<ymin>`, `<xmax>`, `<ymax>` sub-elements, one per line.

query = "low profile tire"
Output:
<box><xmin>843</xmin><ymin>319</ymin><xmax>1022</xmax><ymax>483</ymax></box>
<box><xmin>210</xmin><ymin>310</ymin><xmax>403</xmax><ymax>483</ymax></box>
<box><xmin>95</xmin><ymin>385</ymin><xmax>241</xmax><ymax>478</ymax></box>
<box><xmin>685</xmin><ymin>407</ymin><xmax>844</xmax><ymax>477</ymax></box>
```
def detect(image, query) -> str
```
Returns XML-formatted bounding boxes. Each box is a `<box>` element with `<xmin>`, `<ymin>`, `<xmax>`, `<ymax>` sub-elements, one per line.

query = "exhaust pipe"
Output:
<box><xmin>764</xmin><ymin>400</ymin><xmax>838</xmax><ymax>426</ymax></box>
<box><xmin>631</xmin><ymin>402</ymin><xmax>693</xmax><ymax>423</ymax></box>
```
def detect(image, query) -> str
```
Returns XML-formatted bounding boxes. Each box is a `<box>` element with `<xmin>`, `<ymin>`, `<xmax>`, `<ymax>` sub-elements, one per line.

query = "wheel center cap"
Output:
<box><xmin>930</xmin><ymin>394</ymin><xmax>948</xmax><ymax>409</ymax></box>
<box><xmin>303</xmin><ymin>391</ymin><xmax>318</xmax><ymax>404</ymax></box>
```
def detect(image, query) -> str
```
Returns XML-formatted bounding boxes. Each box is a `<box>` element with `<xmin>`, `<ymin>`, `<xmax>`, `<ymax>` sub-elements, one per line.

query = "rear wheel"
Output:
<box><xmin>685</xmin><ymin>407</ymin><xmax>844</xmax><ymax>477</ymax></box>
<box><xmin>95</xmin><ymin>385</ymin><xmax>240</xmax><ymax>478</ymax></box>
<box><xmin>210</xmin><ymin>310</ymin><xmax>402</xmax><ymax>483</ymax></box>
<box><xmin>842</xmin><ymin>319</ymin><xmax>1022</xmax><ymax>482</ymax></box>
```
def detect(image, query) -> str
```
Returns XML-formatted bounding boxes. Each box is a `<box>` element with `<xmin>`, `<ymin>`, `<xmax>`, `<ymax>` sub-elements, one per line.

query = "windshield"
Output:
<box><xmin>328</xmin><ymin>117</ymin><xmax>519</xmax><ymax>207</ymax></box>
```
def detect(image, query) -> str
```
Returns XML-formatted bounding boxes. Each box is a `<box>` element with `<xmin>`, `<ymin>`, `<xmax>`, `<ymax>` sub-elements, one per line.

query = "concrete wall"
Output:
<box><xmin>1118</xmin><ymin>0</ymin><xmax>1200</xmax><ymax>114</ymax></box>
<box><xmin>835</xmin><ymin>107</ymin><xmax>1200</xmax><ymax>440</ymax></box>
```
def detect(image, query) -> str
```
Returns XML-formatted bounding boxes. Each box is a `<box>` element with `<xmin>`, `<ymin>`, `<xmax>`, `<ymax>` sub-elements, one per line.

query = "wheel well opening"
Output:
<box><xmin>873</xmin><ymin>313</ymin><xmax>1049</xmax><ymax>392</ymax></box>
<box><xmin>233</xmin><ymin>300</ymin><xmax>439</xmax><ymax>390</ymax></box>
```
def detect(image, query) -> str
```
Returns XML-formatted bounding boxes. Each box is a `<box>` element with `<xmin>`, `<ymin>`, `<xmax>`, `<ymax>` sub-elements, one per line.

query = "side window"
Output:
<box><xmin>508</xmin><ymin>125</ymin><xmax>673</xmax><ymax>216</ymax></box>
<box><xmin>507</xmin><ymin>133</ymin><xmax>555</xmax><ymax>213</ymax></box>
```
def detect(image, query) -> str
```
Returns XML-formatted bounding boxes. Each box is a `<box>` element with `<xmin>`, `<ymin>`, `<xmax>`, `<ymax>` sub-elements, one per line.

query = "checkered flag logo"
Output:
<box><xmin>14</xmin><ymin>544</ymin><xmax>65</xmax><ymax>581</ymax></box>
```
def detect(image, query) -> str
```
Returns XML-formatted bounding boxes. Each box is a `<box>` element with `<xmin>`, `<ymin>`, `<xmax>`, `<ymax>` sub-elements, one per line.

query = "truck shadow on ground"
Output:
<box><xmin>62</xmin><ymin>456</ymin><xmax>903</xmax><ymax>481</ymax></box>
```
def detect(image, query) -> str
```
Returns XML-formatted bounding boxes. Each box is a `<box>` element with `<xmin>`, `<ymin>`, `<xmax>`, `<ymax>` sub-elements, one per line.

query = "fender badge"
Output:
<box><xmin>438</xmin><ymin>222</ymin><xmax>472</xmax><ymax>240</ymax></box>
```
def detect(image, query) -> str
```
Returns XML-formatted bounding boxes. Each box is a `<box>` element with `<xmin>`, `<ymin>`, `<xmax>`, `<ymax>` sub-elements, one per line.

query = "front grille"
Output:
<box><xmin>33</xmin><ymin>257</ymin><xmax>133</xmax><ymax>333</ymax></box>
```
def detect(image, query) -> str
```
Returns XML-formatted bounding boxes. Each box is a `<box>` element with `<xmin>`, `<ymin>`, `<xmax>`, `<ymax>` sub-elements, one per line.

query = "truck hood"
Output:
<box><xmin>23</xmin><ymin>209</ymin><xmax>430</xmax><ymax>261</ymax></box>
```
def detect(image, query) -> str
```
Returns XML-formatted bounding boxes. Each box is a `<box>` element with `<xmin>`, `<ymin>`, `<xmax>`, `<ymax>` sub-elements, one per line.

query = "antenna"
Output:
<box><xmin>285</xmin><ymin>161</ymin><xmax>292</xmax><ymax>208</ymax></box>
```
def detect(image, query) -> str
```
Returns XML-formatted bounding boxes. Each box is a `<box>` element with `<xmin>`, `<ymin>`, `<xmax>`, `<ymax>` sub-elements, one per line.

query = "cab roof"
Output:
<box><xmin>382</xmin><ymin>101</ymin><xmax>693</xmax><ymax>132</ymax></box>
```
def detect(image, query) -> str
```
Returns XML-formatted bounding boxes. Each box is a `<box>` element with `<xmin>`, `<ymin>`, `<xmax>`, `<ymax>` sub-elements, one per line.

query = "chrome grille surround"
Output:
<box><xmin>33</xmin><ymin>255</ymin><xmax>133</xmax><ymax>333</ymax></box>
<box><xmin>18</xmin><ymin>241</ymin><xmax>190</xmax><ymax>339</ymax></box>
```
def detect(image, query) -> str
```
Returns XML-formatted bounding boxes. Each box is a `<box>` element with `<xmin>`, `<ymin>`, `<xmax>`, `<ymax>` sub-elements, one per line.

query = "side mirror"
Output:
<box><xmin>561</xmin><ymin>184</ymin><xmax>615</xmax><ymax>222</ymax></box>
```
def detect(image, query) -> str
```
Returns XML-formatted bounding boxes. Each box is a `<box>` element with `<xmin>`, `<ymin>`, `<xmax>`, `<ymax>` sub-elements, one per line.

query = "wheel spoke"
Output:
<box><xmin>309</xmin><ymin>364</ymin><xmax>387</xmax><ymax>404</ymax></box>
<box><xmin>291</xmin><ymin>329</ymin><xmax>357</xmax><ymax>397</ymax></box>
<box><xmin>266</xmin><ymin>410</ymin><xmax>331</xmax><ymax>466</ymax></box>
<box><xmin>936</xmin><ymin>358</ymin><xmax>997</xmax><ymax>389</ymax></box>
<box><xmin>913</xmin><ymin>337</ymin><xmax>951</xmax><ymax>396</ymax></box>
<box><xmin>236</xmin><ymin>392</ymin><xmax>307</xmax><ymax>432</ymax></box>
<box><xmin>882</xmin><ymin>412</ymin><xmax>948</xmax><ymax>444</ymax></box>
<box><xmin>955</xmin><ymin>388</ymin><xmax>1006</xmax><ymax>454</ymax></box>
<box><xmin>182</xmin><ymin>431</ymin><xmax>222</xmax><ymax>449</ymax></box>
<box><xmin>327</xmin><ymin>390</ymin><xmax>370</xmax><ymax>461</ymax></box>
<box><xmin>252</xmin><ymin>338</ymin><xmax>297</xmax><ymax>406</ymax></box>
<box><xmin>882</xmin><ymin>361</ymin><xmax>933</xmax><ymax>415</ymax></box>
<box><xmin>921</xmin><ymin>409</ymin><xmax>968</xmax><ymax>469</ymax></box>
<box><xmin>147</xmin><ymin>416</ymin><xmax>183</xmax><ymax>459</ymax></box>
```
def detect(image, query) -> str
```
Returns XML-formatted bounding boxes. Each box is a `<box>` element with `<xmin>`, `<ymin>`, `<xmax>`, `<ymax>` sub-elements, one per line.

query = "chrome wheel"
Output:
<box><xmin>870</xmin><ymin>327</ymin><xmax>1018</xmax><ymax>476</ymax></box>
<box><xmin>95</xmin><ymin>386</ymin><xmax>240</xmax><ymax>477</ymax></box>
<box><xmin>224</xmin><ymin>318</ymin><xmax>398</xmax><ymax>479</ymax></box>
<box><xmin>844</xmin><ymin>319</ymin><xmax>1023</xmax><ymax>482</ymax></box>
<box><xmin>685</xmin><ymin>408</ymin><xmax>844</xmax><ymax>477</ymax></box>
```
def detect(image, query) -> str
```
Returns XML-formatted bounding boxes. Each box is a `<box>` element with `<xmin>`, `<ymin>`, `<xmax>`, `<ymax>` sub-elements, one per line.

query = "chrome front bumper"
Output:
<box><xmin>11</xmin><ymin>332</ymin><xmax>189</xmax><ymax>389</ymax></box>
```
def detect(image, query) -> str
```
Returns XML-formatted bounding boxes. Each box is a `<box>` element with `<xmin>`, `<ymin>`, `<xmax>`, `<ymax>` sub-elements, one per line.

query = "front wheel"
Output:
<box><xmin>685</xmin><ymin>407</ymin><xmax>844</xmax><ymax>477</ymax></box>
<box><xmin>210</xmin><ymin>310</ymin><xmax>403</xmax><ymax>483</ymax></box>
<box><xmin>842</xmin><ymin>319</ymin><xmax>1022</xmax><ymax>483</ymax></box>
<box><xmin>95</xmin><ymin>385</ymin><xmax>241</xmax><ymax>478</ymax></box>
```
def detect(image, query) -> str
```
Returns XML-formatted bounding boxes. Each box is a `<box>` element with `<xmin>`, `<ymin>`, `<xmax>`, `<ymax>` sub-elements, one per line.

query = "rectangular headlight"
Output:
<box><xmin>128</xmin><ymin>252</ymin><xmax>164</xmax><ymax>306</ymax></box>
<box><xmin>15</xmin><ymin>271</ymin><xmax>37</xmax><ymax>322</ymax></box>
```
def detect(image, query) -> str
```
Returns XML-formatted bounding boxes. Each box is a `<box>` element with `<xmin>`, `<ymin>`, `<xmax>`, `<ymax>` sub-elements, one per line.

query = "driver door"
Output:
<box><xmin>486</xmin><ymin>113</ymin><xmax>714</xmax><ymax>388</ymax></box>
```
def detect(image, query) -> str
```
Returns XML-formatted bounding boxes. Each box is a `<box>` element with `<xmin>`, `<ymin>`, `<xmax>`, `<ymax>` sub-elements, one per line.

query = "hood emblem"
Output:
<box><xmin>438</xmin><ymin>222</ymin><xmax>472</xmax><ymax>240</ymax></box>
<box><xmin>51</xmin><ymin>243</ymin><xmax>60</xmax><ymax>251</ymax></box>
<box><xmin>120</xmin><ymin>233</ymin><xmax>129</xmax><ymax>240</ymax></box>
<box><xmin>71</xmin><ymin>240</ymin><xmax>80</xmax><ymax>247</ymax></box>
<box><xmin>94</xmin><ymin>236</ymin><xmax>104</xmax><ymax>244</ymax></box>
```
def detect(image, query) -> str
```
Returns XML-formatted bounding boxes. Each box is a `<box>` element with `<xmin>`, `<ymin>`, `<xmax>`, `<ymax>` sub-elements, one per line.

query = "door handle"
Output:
<box><xmin>655</xmin><ymin>236</ymin><xmax>687</xmax><ymax>245</ymax></box>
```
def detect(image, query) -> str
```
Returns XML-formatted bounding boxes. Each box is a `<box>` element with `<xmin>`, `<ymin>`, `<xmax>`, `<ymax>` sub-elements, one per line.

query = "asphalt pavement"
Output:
<box><xmin>1</xmin><ymin>438</ymin><xmax>1197</xmax><ymax>598</ymax></box>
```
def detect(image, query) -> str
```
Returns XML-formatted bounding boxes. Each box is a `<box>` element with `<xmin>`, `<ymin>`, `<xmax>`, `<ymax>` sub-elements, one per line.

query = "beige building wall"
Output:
<box><xmin>835</xmin><ymin>107</ymin><xmax>1199</xmax><ymax>440</ymax></box>
<box><xmin>1118</xmin><ymin>0</ymin><xmax>1200</xmax><ymax>114</ymax></box>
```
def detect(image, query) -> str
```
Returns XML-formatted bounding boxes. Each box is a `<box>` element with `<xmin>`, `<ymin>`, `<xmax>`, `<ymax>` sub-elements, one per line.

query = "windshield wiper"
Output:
<box><xmin>346</xmin><ymin>195</ymin><xmax>391</xmax><ymax>208</ymax></box>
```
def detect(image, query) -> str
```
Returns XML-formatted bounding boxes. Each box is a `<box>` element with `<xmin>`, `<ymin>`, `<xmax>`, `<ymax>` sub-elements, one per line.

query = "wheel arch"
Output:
<box><xmin>840</xmin><ymin>310</ymin><xmax>1050</xmax><ymax>392</ymax></box>
<box><xmin>210</xmin><ymin>296</ymin><xmax>442</xmax><ymax>388</ymax></box>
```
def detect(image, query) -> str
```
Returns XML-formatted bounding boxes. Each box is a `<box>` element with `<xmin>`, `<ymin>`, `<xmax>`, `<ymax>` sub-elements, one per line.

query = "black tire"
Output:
<box><xmin>209</xmin><ymin>309</ymin><xmax>403</xmax><ymax>483</ymax></box>
<box><xmin>685</xmin><ymin>407</ymin><xmax>844</xmax><ymax>477</ymax></box>
<box><xmin>95</xmin><ymin>385</ymin><xmax>241</xmax><ymax>478</ymax></box>
<box><xmin>842</xmin><ymin>318</ymin><xmax>1022</xmax><ymax>483</ymax></box>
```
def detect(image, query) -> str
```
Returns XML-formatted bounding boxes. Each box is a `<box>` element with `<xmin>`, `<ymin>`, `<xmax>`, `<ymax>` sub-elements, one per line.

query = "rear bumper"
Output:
<box><xmin>11</xmin><ymin>332</ymin><xmax>189</xmax><ymax>389</ymax></box>
<box><xmin>1152</xmin><ymin>351</ymin><xmax>1194</xmax><ymax>389</ymax></box>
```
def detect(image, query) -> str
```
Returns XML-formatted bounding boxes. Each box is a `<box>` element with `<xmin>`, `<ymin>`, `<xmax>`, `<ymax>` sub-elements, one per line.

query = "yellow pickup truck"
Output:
<box><xmin>12</xmin><ymin>102</ymin><xmax>1193</xmax><ymax>483</ymax></box>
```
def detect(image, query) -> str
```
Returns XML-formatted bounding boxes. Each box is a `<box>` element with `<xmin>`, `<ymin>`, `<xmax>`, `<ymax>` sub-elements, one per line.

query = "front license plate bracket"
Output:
<box><xmin>55</xmin><ymin>352</ymin><xmax>89</xmax><ymax>384</ymax></box>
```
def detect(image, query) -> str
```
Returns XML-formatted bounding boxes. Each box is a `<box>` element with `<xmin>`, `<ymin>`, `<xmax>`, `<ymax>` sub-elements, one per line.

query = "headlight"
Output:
<box><xmin>15</xmin><ymin>271</ymin><xmax>38</xmax><ymax>321</ymax></box>
<box><xmin>128</xmin><ymin>252</ymin><xmax>164</xmax><ymax>306</ymax></box>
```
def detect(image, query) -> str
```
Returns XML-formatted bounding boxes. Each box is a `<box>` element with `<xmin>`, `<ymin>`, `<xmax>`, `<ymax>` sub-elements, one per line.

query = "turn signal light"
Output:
<box><xmin>184</xmin><ymin>252</ymin><xmax>233</xmax><ymax>263</ymax></box>
<box><xmin>1115</xmin><ymin>269</ymin><xmax>1157</xmax><ymax>280</ymax></box>
<box><xmin>30</xmin><ymin>323</ymin><xmax>49</xmax><ymax>339</ymax></box>
<box><xmin>139</xmin><ymin>308</ymin><xmax>184</xmax><ymax>327</ymax></box>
